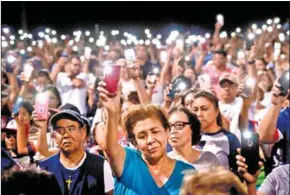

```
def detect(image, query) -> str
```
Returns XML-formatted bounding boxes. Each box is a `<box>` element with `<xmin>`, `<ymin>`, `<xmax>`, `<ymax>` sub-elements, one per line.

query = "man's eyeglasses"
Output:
<box><xmin>169</xmin><ymin>122</ymin><xmax>191</xmax><ymax>131</ymax></box>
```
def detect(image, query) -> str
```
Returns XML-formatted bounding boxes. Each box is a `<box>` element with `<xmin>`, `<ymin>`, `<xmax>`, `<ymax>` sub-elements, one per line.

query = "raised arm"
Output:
<box><xmin>97</xmin><ymin>82</ymin><xmax>125</xmax><ymax>178</ymax></box>
<box><xmin>127</xmin><ymin>60</ymin><xmax>151</xmax><ymax>105</ymax></box>
<box><xmin>258</xmin><ymin>85</ymin><xmax>289</xmax><ymax>143</ymax></box>
<box><xmin>15</xmin><ymin>108</ymin><xmax>31</xmax><ymax>155</ymax></box>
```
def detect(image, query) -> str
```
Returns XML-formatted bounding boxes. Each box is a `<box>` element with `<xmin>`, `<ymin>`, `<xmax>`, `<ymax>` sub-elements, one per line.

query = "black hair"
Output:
<box><xmin>181</xmin><ymin>88</ymin><xmax>199</xmax><ymax>106</ymax></box>
<box><xmin>214</xmin><ymin>49</ymin><xmax>227</xmax><ymax>58</ymax></box>
<box><xmin>168</xmin><ymin>106</ymin><xmax>201</xmax><ymax>145</ymax></box>
<box><xmin>2</xmin><ymin>167</ymin><xmax>62</xmax><ymax>195</ymax></box>
<box><xmin>42</xmin><ymin>85</ymin><xmax>62</xmax><ymax>108</ymax></box>
<box><xmin>21</xmin><ymin>101</ymin><xmax>34</xmax><ymax>116</ymax></box>
<box><xmin>194</xmin><ymin>91</ymin><xmax>223</xmax><ymax>127</ymax></box>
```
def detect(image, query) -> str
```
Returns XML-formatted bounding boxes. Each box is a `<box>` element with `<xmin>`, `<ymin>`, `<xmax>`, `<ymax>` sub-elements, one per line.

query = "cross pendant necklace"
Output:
<box><xmin>66</xmin><ymin>175</ymin><xmax>72</xmax><ymax>190</ymax></box>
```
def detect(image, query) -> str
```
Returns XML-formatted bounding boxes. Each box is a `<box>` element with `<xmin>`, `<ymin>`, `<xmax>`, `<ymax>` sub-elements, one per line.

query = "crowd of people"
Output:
<box><xmin>1</xmin><ymin>15</ymin><xmax>289</xmax><ymax>195</ymax></box>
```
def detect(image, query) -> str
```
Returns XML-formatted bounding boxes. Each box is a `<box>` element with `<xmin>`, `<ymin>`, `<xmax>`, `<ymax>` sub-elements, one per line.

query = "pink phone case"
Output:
<box><xmin>35</xmin><ymin>94</ymin><xmax>49</xmax><ymax>120</ymax></box>
<box><xmin>104</xmin><ymin>65</ymin><xmax>121</xmax><ymax>95</ymax></box>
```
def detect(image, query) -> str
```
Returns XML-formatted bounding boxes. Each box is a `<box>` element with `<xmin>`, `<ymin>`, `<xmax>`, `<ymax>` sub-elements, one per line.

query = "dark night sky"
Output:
<box><xmin>1</xmin><ymin>1</ymin><xmax>290</xmax><ymax>33</ymax></box>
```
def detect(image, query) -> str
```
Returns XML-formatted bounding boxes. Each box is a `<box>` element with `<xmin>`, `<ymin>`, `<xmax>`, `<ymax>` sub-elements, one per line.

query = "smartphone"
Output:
<box><xmin>274</xmin><ymin>42</ymin><xmax>281</xmax><ymax>61</ymax></box>
<box><xmin>168</xmin><ymin>88</ymin><xmax>177</xmax><ymax>100</ymax></box>
<box><xmin>216</xmin><ymin>14</ymin><xmax>224</xmax><ymax>26</ymax></box>
<box><xmin>160</xmin><ymin>51</ymin><xmax>167</xmax><ymax>63</ymax></box>
<box><xmin>241</xmin><ymin>131</ymin><xmax>260</xmax><ymax>175</ymax></box>
<box><xmin>240</xmin><ymin>77</ymin><xmax>256</xmax><ymax>98</ymax></box>
<box><xmin>104</xmin><ymin>65</ymin><xmax>121</xmax><ymax>95</ymax></box>
<box><xmin>124</xmin><ymin>49</ymin><xmax>136</xmax><ymax>68</ymax></box>
<box><xmin>278</xmin><ymin>69</ymin><xmax>289</xmax><ymax>96</ymax></box>
<box><xmin>84</xmin><ymin>47</ymin><xmax>92</xmax><ymax>59</ymax></box>
<box><xmin>23</xmin><ymin>63</ymin><xmax>34</xmax><ymax>81</ymax></box>
<box><xmin>176</xmin><ymin>39</ymin><xmax>184</xmax><ymax>50</ymax></box>
<box><xmin>201</xmin><ymin>42</ymin><xmax>208</xmax><ymax>51</ymax></box>
<box><xmin>198</xmin><ymin>74</ymin><xmax>211</xmax><ymax>91</ymax></box>
<box><xmin>5</xmin><ymin>55</ymin><xmax>17</xmax><ymax>73</ymax></box>
<box><xmin>12</xmin><ymin>96</ymin><xmax>24</xmax><ymax>116</ymax></box>
<box><xmin>35</xmin><ymin>93</ymin><xmax>49</xmax><ymax>120</ymax></box>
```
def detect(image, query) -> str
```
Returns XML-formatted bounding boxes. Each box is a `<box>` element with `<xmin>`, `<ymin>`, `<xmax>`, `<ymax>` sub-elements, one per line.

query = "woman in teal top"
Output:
<box><xmin>97</xmin><ymin>80</ymin><xmax>195</xmax><ymax>195</ymax></box>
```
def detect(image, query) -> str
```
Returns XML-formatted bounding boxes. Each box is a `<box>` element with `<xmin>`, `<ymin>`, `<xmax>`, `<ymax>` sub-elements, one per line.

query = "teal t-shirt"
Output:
<box><xmin>114</xmin><ymin>147</ymin><xmax>195</xmax><ymax>195</ymax></box>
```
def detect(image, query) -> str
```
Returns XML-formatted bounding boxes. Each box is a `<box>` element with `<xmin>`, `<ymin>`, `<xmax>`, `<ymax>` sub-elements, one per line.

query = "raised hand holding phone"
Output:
<box><xmin>35</xmin><ymin>93</ymin><xmax>49</xmax><ymax>121</ymax></box>
<box><xmin>103</xmin><ymin>64</ymin><xmax>122</xmax><ymax>97</ymax></box>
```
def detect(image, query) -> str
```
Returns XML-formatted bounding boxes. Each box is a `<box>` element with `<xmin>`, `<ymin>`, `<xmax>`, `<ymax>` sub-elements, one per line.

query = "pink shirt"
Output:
<box><xmin>202</xmin><ymin>64</ymin><xmax>238</xmax><ymax>98</ymax></box>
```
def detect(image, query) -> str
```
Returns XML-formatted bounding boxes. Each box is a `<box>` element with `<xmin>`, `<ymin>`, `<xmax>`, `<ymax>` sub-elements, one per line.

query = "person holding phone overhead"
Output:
<box><xmin>54</xmin><ymin>56</ymin><xmax>88</xmax><ymax>116</ymax></box>
<box><xmin>97</xmin><ymin>81</ymin><xmax>195</xmax><ymax>195</ymax></box>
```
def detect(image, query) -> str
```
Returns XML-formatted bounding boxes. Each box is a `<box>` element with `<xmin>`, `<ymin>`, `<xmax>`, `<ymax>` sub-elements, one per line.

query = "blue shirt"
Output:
<box><xmin>276</xmin><ymin>106</ymin><xmax>290</xmax><ymax>163</ymax></box>
<box><xmin>115</xmin><ymin>147</ymin><xmax>194</xmax><ymax>195</ymax></box>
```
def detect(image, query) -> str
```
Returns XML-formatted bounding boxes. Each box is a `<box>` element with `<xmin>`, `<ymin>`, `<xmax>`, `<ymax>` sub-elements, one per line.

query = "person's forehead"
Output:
<box><xmin>169</xmin><ymin>111</ymin><xmax>188</xmax><ymax>121</ymax></box>
<box><xmin>56</xmin><ymin>119</ymin><xmax>79</xmax><ymax>126</ymax></box>
<box><xmin>134</xmin><ymin>118</ymin><xmax>163</xmax><ymax>133</ymax></box>
<box><xmin>193</xmin><ymin>97</ymin><xmax>213</xmax><ymax>107</ymax></box>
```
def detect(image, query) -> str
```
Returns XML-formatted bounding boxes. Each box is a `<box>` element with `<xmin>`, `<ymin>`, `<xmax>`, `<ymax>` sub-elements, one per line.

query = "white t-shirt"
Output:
<box><xmin>56</xmin><ymin>72</ymin><xmax>88</xmax><ymax>115</ymax></box>
<box><xmin>219</xmin><ymin>97</ymin><xmax>243</xmax><ymax>141</ymax></box>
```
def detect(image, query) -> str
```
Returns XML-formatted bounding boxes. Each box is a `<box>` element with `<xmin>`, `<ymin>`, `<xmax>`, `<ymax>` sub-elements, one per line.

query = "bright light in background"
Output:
<box><xmin>23</xmin><ymin>33</ymin><xmax>29</xmax><ymax>38</ymax></box>
<box><xmin>124</xmin><ymin>32</ymin><xmax>128</xmax><ymax>37</ymax></box>
<box><xmin>32</xmin><ymin>41</ymin><xmax>37</xmax><ymax>46</ymax></box>
<box><xmin>73</xmin><ymin>46</ymin><xmax>78</xmax><ymax>51</ymax></box>
<box><xmin>45</xmin><ymin>35</ymin><xmax>50</xmax><ymax>40</ymax></box>
<box><xmin>157</xmin><ymin>34</ymin><xmax>162</xmax><ymax>39</ymax></box>
<box><xmin>200</xmin><ymin>37</ymin><xmax>206</xmax><ymax>43</ymax></box>
<box><xmin>1</xmin><ymin>36</ymin><xmax>5</xmax><ymax>41</ymax></box>
<box><xmin>256</xmin><ymin>29</ymin><xmax>262</xmax><ymax>35</ymax></box>
<box><xmin>166</xmin><ymin>39</ymin><xmax>172</xmax><ymax>45</ymax></box>
<box><xmin>20</xmin><ymin>36</ymin><xmax>24</xmax><ymax>40</ymax></box>
<box><xmin>20</xmin><ymin>49</ymin><xmax>25</xmax><ymax>55</ymax></box>
<box><xmin>27</xmin><ymin>47</ymin><xmax>32</xmax><ymax>52</ymax></box>
<box><xmin>287</xmin><ymin>31</ymin><xmax>289</xmax><ymax>35</ymax></box>
<box><xmin>52</xmin><ymin>38</ymin><xmax>58</xmax><ymax>43</ymax></box>
<box><xmin>134</xmin><ymin>40</ymin><xmax>138</xmax><ymax>45</ymax></box>
<box><xmin>185</xmin><ymin>56</ymin><xmax>190</xmax><ymax>61</ymax></box>
<box><xmin>61</xmin><ymin>35</ymin><xmax>66</xmax><ymax>40</ymax></box>
<box><xmin>52</xmin><ymin>30</ymin><xmax>56</xmax><ymax>35</ymax></box>
<box><xmin>267</xmin><ymin>26</ymin><xmax>273</xmax><ymax>32</ymax></box>
<box><xmin>45</xmin><ymin>28</ymin><xmax>50</xmax><ymax>33</ymax></box>
<box><xmin>145</xmin><ymin>40</ymin><xmax>151</xmax><ymax>45</ymax></box>
<box><xmin>152</xmin><ymin>38</ymin><xmax>158</xmax><ymax>44</ymax></box>
<box><xmin>274</xmin><ymin>17</ymin><xmax>280</xmax><ymax>24</ymax></box>
<box><xmin>89</xmin><ymin>37</ymin><xmax>94</xmax><ymax>43</ymax></box>
<box><xmin>248</xmin><ymin>33</ymin><xmax>255</xmax><ymax>40</ymax></box>
<box><xmin>121</xmin><ymin>39</ymin><xmax>126</xmax><ymax>45</ymax></box>
<box><xmin>139</xmin><ymin>39</ymin><xmax>144</xmax><ymax>45</ymax></box>
<box><xmin>127</xmin><ymin>39</ymin><xmax>133</xmax><ymax>45</ymax></box>
<box><xmin>277</xmin><ymin>24</ymin><xmax>282</xmax><ymax>29</ymax></box>
<box><xmin>18</xmin><ymin>30</ymin><xmax>24</xmax><ymax>34</ymax></box>
<box><xmin>38</xmin><ymin>32</ymin><xmax>45</xmax><ymax>38</ymax></box>
<box><xmin>267</xmin><ymin>19</ymin><xmax>273</xmax><ymax>25</ymax></box>
<box><xmin>205</xmin><ymin>33</ymin><xmax>211</xmax><ymax>39</ymax></box>
<box><xmin>100</xmin><ymin>31</ymin><xmax>104</xmax><ymax>35</ymax></box>
<box><xmin>104</xmin><ymin>45</ymin><xmax>110</xmax><ymax>51</ymax></box>
<box><xmin>69</xmin><ymin>40</ymin><xmax>74</xmax><ymax>45</ymax></box>
<box><xmin>185</xmin><ymin>39</ymin><xmax>191</xmax><ymax>44</ymax></box>
<box><xmin>85</xmin><ymin>31</ymin><xmax>90</xmax><ymax>36</ymax></box>
<box><xmin>73</xmin><ymin>31</ymin><xmax>78</xmax><ymax>36</ymax></box>
<box><xmin>236</xmin><ymin>27</ymin><xmax>241</xmax><ymax>33</ymax></box>
<box><xmin>147</xmin><ymin>34</ymin><xmax>152</xmax><ymax>38</ymax></box>
<box><xmin>74</xmin><ymin>37</ymin><xmax>80</xmax><ymax>42</ymax></box>
<box><xmin>28</xmin><ymin>34</ymin><xmax>33</xmax><ymax>39</ymax></box>
<box><xmin>279</xmin><ymin>33</ymin><xmax>285</xmax><ymax>42</ymax></box>
<box><xmin>10</xmin><ymin>41</ymin><xmax>14</xmax><ymax>45</ymax></box>
<box><xmin>220</xmin><ymin>31</ymin><xmax>227</xmax><ymax>38</ymax></box>
<box><xmin>262</xmin><ymin>25</ymin><xmax>267</xmax><ymax>31</ymax></box>
<box><xmin>251</xmin><ymin>24</ymin><xmax>257</xmax><ymax>30</ymax></box>
<box><xmin>9</xmin><ymin>35</ymin><xmax>15</xmax><ymax>40</ymax></box>
<box><xmin>231</xmin><ymin>32</ymin><xmax>236</xmax><ymax>37</ymax></box>
<box><xmin>3</xmin><ymin>28</ymin><xmax>10</xmax><ymax>34</ymax></box>
<box><xmin>2</xmin><ymin>41</ymin><xmax>8</xmax><ymax>48</ymax></box>
<box><xmin>145</xmin><ymin>29</ymin><xmax>150</xmax><ymax>34</ymax></box>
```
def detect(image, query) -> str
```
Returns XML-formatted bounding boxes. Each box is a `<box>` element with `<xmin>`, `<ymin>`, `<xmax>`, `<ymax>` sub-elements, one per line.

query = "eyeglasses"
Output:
<box><xmin>169</xmin><ymin>122</ymin><xmax>191</xmax><ymax>131</ymax></box>
<box><xmin>54</xmin><ymin>126</ymin><xmax>78</xmax><ymax>135</ymax></box>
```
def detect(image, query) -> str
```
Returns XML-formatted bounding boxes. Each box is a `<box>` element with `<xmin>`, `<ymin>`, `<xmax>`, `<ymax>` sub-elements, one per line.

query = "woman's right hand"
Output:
<box><xmin>97</xmin><ymin>81</ymin><xmax>121</xmax><ymax>114</ymax></box>
<box><xmin>31</xmin><ymin>111</ymin><xmax>47</xmax><ymax>130</ymax></box>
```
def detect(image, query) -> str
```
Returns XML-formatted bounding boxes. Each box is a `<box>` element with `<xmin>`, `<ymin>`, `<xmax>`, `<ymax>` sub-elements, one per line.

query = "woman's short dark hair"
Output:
<box><xmin>168</xmin><ymin>106</ymin><xmax>201</xmax><ymax>145</ymax></box>
<box><xmin>181</xmin><ymin>88</ymin><xmax>199</xmax><ymax>106</ymax></box>
<box><xmin>21</xmin><ymin>101</ymin><xmax>34</xmax><ymax>116</ymax></box>
<box><xmin>42</xmin><ymin>85</ymin><xmax>62</xmax><ymax>108</ymax></box>
<box><xmin>194</xmin><ymin>91</ymin><xmax>223</xmax><ymax>127</ymax></box>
